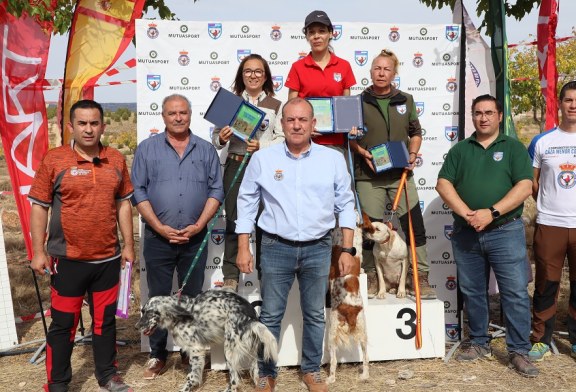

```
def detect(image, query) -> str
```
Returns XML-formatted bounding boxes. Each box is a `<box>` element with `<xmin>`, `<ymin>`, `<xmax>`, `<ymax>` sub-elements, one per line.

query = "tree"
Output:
<box><xmin>113</xmin><ymin>130</ymin><xmax>137</xmax><ymax>153</ymax></box>
<box><xmin>509</xmin><ymin>33</ymin><xmax>576</xmax><ymax>130</ymax></box>
<box><xmin>419</xmin><ymin>0</ymin><xmax>541</xmax><ymax>35</ymax></box>
<box><xmin>3</xmin><ymin>0</ymin><xmax>194</xmax><ymax>35</ymax></box>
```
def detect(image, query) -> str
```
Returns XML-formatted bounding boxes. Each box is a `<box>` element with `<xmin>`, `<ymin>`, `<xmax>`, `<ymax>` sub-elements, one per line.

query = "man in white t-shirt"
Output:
<box><xmin>527</xmin><ymin>80</ymin><xmax>576</xmax><ymax>362</ymax></box>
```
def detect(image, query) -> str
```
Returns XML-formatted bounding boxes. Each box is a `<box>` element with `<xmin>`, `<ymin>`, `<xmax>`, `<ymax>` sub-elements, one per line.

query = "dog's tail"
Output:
<box><xmin>251</xmin><ymin>322</ymin><xmax>278</xmax><ymax>363</ymax></box>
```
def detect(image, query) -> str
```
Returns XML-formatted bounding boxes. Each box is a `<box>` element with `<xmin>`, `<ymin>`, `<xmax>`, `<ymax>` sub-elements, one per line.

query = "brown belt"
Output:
<box><xmin>227</xmin><ymin>153</ymin><xmax>249</xmax><ymax>162</ymax></box>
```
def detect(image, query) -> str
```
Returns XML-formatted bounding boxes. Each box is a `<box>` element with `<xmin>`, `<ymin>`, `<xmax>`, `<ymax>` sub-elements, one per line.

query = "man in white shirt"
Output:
<box><xmin>527</xmin><ymin>81</ymin><xmax>576</xmax><ymax>361</ymax></box>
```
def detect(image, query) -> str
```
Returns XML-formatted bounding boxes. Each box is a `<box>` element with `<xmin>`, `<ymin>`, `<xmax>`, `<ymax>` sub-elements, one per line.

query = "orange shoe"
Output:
<box><xmin>142</xmin><ymin>358</ymin><xmax>166</xmax><ymax>380</ymax></box>
<box><xmin>301</xmin><ymin>372</ymin><xmax>328</xmax><ymax>392</ymax></box>
<box><xmin>254</xmin><ymin>376</ymin><xmax>276</xmax><ymax>392</ymax></box>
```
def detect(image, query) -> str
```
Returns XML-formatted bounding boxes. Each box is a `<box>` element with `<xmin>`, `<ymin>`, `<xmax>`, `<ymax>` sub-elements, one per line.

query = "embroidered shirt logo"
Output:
<box><xmin>493</xmin><ymin>152</ymin><xmax>503</xmax><ymax>162</ymax></box>
<box><xmin>558</xmin><ymin>162</ymin><xmax>576</xmax><ymax>189</ymax></box>
<box><xmin>274</xmin><ymin>170</ymin><xmax>283</xmax><ymax>181</ymax></box>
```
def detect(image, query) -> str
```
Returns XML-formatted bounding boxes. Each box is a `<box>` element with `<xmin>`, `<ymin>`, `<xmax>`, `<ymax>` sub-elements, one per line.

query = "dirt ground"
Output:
<box><xmin>3</xmin><ymin>307</ymin><xmax>576</xmax><ymax>392</ymax></box>
<box><xmin>3</xmin><ymin>118</ymin><xmax>576</xmax><ymax>391</ymax></box>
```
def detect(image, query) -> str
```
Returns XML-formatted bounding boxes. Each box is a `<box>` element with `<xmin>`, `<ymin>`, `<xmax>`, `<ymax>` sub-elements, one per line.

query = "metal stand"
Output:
<box><xmin>28</xmin><ymin>266</ymin><xmax>48</xmax><ymax>364</ymax></box>
<box><xmin>29</xmin><ymin>266</ymin><xmax>48</xmax><ymax>337</ymax></box>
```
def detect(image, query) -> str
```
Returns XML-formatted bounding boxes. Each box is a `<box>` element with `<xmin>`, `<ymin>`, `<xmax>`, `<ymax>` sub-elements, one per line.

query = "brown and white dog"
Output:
<box><xmin>361</xmin><ymin>212</ymin><xmax>409</xmax><ymax>299</ymax></box>
<box><xmin>327</xmin><ymin>244</ymin><xmax>369</xmax><ymax>383</ymax></box>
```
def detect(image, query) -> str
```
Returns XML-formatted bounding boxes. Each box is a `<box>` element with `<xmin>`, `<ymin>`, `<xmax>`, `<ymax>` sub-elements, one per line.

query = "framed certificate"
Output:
<box><xmin>307</xmin><ymin>98</ymin><xmax>334</xmax><ymax>133</ymax></box>
<box><xmin>306</xmin><ymin>96</ymin><xmax>364</xmax><ymax>133</ymax></box>
<box><xmin>230</xmin><ymin>102</ymin><xmax>265</xmax><ymax>141</ymax></box>
<box><xmin>369</xmin><ymin>141</ymin><xmax>409</xmax><ymax>173</ymax></box>
<box><xmin>204</xmin><ymin>88</ymin><xmax>266</xmax><ymax>142</ymax></box>
<box><xmin>333</xmin><ymin>95</ymin><xmax>364</xmax><ymax>133</ymax></box>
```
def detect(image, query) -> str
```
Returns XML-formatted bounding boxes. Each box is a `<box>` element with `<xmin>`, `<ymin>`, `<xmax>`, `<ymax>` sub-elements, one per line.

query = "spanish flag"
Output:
<box><xmin>62</xmin><ymin>0</ymin><xmax>144</xmax><ymax>143</ymax></box>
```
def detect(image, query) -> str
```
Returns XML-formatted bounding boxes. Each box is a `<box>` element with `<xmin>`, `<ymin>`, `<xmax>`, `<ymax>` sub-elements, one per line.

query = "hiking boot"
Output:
<box><xmin>528</xmin><ymin>342</ymin><xmax>551</xmax><ymax>362</ymax></box>
<box><xmin>509</xmin><ymin>352</ymin><xmax>539</xmax><ymax>377</ymax></box>
<box><xmin>408</xmin><ymin>271</ymin><xmax>436</xmax><ymax>299</ymax></box>
<box><xmin>254</xmin><ymin>376</ymin><xmax>276</xmax><ymax>392</ymax></box>
<box><xmin>456</xmin><ymin>341</ymin><xmax>492</xmax><ymax>361</ymax></box>
<box><xmin>222</xmin><ymin>278</ymin><xmax>239</xmax><ymax>292</ymax></box>
<box><xmin>417</xmin><ymin>272</ymin><xmax>436</xmax><ymax>299</ymax></box>
<box><xmin>301</xmin><ymin>372</ymin><xmax>328</xmax><ymax>392</ymax></box>
<box><xmin>99</xmin><ymin>375</ymin><xmax>133</xmax><ymax>392</ymax></box>
<box><xmin>366</xmin><ymin>271</ymin><xmax>378</xmax><ymax>299</ymax></box>
<box><xmin>143</xmin><ymin>357</ymin><xmax>166</xmax><ymax>380</ymax></box>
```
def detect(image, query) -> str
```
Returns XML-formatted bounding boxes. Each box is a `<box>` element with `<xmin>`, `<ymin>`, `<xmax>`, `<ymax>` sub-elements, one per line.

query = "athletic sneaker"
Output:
<box><xmin>528</xmin><ymin>342</ymin><xmax>551</xmax><ymax>362</ymax></box>
<box><xmin>571</xmin><ymin>344</ymin><xmax>576</xmax><ymax>359</ymax></box>
<box><xmin>99</xmin><ymin>375</ymin><xmax>134</xmax><ymax>392</ymax></box>
<box><xmin>456</xmin><ymin>341</ymin><xmax>492</xmax><ymax>361</ymax></box>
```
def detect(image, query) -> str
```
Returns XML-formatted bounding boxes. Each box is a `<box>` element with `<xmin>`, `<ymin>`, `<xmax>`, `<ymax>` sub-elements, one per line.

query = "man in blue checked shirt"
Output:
<box><xmin>131</xmin><ymin>94</ymin><xmax>224</xmax><ymax>380</ymax></box>
<box><xmin>236</xmin><ymin>97</ymin><xmax>356</xmax><ymax>392</ymax></box>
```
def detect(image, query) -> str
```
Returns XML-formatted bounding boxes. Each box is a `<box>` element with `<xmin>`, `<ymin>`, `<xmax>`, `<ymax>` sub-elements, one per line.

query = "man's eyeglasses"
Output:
<box><xmin>473</xmin><ymin>110</ymin><xmax>497</xmax><ymax>118</ymax></box>
<box><xmin>243</xmin><ymin>69</ymin><xmax>264</xmax><ymax>77</ymax></box>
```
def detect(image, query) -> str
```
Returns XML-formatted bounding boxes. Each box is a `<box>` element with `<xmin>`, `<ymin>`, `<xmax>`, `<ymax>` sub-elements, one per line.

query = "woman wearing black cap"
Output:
<box><xmin>285</xmin><ymin>10</ymin><xmax>356</xmax><ymax>150</ymax></box>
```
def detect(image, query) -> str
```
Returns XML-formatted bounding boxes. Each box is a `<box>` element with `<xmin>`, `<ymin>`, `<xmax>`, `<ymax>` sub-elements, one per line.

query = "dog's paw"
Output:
<box><xmin>327</xmin><ymin>374</ymin><xmax>336</xmax><ymax>384</ymax></box>
<box><xmin>389</xmin><ymin>288</ymin><xmax>397</xmax><ymax>294</ymax></box>
<box><xmin>396</xmin><ymin>290</ymin><xmax>407</xmax><ymax>298</ymax></box>
<box><xmin>376</xmin><ymin>291</ymin><xmax>386</xmax><ymax>299</ymax></box>
<box><xmin>179</xmin><ymin>385</ymin><xmax>192</xmax><ymax>392</ymax></box>
<box><xmin>359</xmin><ymin>370</ymin><xmax>369</xmax><ymax>381</ymax></box>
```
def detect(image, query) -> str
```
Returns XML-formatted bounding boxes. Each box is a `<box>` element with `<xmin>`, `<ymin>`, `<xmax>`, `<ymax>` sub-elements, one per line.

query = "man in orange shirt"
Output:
<box><xmin>29</xmin><ymin>100</ymin><xmax>134</xmax><ymax>392</ymax></box>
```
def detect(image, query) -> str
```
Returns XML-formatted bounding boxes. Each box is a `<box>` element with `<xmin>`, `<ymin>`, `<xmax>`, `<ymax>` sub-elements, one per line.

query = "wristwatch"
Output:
<box><xmin>341</xmin><ymin>247</ymin><xmax>357</xmax><ymax>256</ymax></box>
<box><xmin>489</xmin><ymin>206</ymin><xmax>501</xmax><ymax>219</ymax></box>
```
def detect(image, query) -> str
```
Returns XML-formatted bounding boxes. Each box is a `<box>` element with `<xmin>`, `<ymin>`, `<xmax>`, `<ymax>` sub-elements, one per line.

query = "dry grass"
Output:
<box><xmin>3</xmin><ymin>313</ymin><xmax>576</xmax><ymax>392</ymax></box>
<box><xmin>3</xmin><ymin>118</ymin><xmax>576</xmax><ymax>391</ymax></box>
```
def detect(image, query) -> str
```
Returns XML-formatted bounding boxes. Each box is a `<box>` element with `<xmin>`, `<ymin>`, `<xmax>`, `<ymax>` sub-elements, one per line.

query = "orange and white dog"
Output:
<box><xmin>361</xmin><ymin>213</ymin><xmax>409</xmax><ymax>299</ymax></box>
<box><xmin>327</xmin><ymin>244</ymin><xmax>369</xmax><ymax>383</ymax></box>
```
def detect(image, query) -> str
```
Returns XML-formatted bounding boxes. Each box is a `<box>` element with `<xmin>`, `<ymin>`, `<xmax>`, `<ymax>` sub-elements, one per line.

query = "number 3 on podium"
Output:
<box><xmin>396</xmin><ymin>308</ymin><xmax>417</xmax><ymax>340</ymax></box>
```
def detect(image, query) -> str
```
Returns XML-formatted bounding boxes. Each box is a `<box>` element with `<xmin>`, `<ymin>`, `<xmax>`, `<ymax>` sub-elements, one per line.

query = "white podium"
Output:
<box><xmin>211</xmin><ymin>274</ymin><xmax>445</xmax><ymax>369</ymax></box>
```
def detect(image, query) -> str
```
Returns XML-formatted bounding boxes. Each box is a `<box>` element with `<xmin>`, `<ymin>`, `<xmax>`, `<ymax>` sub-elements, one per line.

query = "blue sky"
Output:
<box><xmin>45</xmin><ymin>0</ymin><xmax>576</xmax><ymax>103</ymax></box>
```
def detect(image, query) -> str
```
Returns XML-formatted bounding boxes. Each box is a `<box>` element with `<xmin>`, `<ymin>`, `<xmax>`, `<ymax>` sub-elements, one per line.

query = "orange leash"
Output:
<box><xmin>392</xmin><ymin>169</ymin><xmax>423</xmax><ymax>349</ymax></box>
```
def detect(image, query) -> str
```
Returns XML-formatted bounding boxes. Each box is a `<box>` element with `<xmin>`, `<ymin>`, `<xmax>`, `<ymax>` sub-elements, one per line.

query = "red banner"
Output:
<box><xmin>537</xmin><ymin>0</ymin><xmax>559</xmax><ymax>130</ymax></box>
<box><xmin>0</xmin><ymin>3</ymin><xmax>51</xmax><ymax>260</ymax></box>
<box><xmin>61</xmin><ymin>0</ymin><xmax>145</xmax><ymax>144</ymax></box>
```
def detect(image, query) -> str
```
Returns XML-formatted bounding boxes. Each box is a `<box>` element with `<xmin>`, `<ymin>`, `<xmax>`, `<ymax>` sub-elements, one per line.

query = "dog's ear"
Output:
<box><xmin>361</xmin><ymin>211</ymin><xmax>374</xmax><ymax>234</ymax></box>
<box><xmin>385</xmin><ymin>221</ymin><xmax>394</xmax><ymax>230</ymax></box>
<box><xmin>172</xmin><ymin>304</ymin><xmax>192</xmax><ymax>318</ymax></box>
<box><xmin>165</xmin><ymin>296</ymin><xmax>192</xmax><ymax>318</ymax></box>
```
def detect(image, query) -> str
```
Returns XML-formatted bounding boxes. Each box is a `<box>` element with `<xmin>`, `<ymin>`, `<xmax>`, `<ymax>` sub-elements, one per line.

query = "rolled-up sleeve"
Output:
<box><xmin>235</xmin><ymin>157</ymin><xmax>261</xmax><ymax>234</ymax></box>
<box><xmin>334</xmin><ymin>154</ymin><xmax>356</xmax><ymax>229</ymax></box>
<box><xmin>207</xmin><ymin>147</ymin><xmax>225</xmax><ymax>203</ymax></box>
<box><xmin>130</xmin><ymin>143</ymin><xmax>149</xmax><ymax>206</ymax></box>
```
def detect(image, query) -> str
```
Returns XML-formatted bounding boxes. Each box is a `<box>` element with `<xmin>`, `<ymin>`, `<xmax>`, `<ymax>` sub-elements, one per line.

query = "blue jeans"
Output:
<box><xmin>258</xmin><ymin>231</ymin><xmax>332</xmax><ymax>377</ymax></box>
<box><xmin>143</xmin><ymin>225</ymin><xmax>207</xmax><ymax>361</ymax></box>
<box><xmin>451</xmin><ymin>218</ymin><xmax>531</xmax><ymax>354</ymax></box>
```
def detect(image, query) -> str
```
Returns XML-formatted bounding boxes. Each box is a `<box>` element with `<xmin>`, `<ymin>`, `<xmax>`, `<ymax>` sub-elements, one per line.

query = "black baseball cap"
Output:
<box><xmin>304</xmin><ymin>10</ymin><xmax>332</xmax><ymax>30</ymax></box>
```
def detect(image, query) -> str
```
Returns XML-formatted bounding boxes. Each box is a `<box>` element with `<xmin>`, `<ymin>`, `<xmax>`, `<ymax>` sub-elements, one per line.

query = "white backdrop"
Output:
<box><xmin>135</xmin><ymin>19</ymin><xmax>462</xmax><ymax>343</ymax></box>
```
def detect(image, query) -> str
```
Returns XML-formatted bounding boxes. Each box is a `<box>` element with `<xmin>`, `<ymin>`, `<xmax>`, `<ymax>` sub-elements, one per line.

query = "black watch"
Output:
<box><xmin>489</xmin><ymin>206</ymin><xmax>501</xmax><ymax>219</ymax></box>
<box><xmin>341</xmin><ymin>247</ymin><xmax>357</xmax><ymax>256</ymax></box>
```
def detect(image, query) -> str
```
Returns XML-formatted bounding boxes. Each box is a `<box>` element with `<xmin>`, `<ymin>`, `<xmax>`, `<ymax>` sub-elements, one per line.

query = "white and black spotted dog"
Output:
<box><xmin>136</xmin><ymin>290</ymin><xmax>278</xmax><ymax>392</ymax></box>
